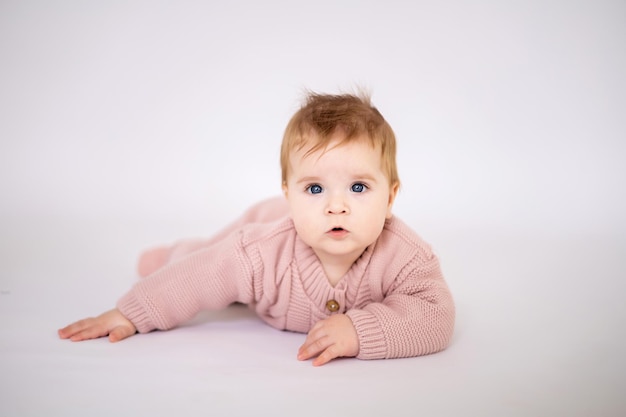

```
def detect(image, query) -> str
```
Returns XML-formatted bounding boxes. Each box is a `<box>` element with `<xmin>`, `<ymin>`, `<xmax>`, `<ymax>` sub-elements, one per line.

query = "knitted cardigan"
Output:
<box><xmin>117</xmin><ymin>197</ymin><xmax>455</xmax><ymax>360</ymax></box>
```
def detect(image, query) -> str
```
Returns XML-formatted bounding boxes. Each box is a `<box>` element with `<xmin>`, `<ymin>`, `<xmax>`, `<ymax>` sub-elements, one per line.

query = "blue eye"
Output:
<box><xmin>351</xmin><ymin>183</ymin><xmax>367</xmax><ymax>193</ymax></box>
<box><xmin>307</xmin><ymin>184</ymin><xmax>323</xmax><ymax>194</ymax></box>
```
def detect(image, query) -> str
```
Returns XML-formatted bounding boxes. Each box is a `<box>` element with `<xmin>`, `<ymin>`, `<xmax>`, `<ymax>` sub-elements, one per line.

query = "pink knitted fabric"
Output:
<box><xmin>117</xmin><ymin>197</ymin><xmax>455</xmax><ymax>360</ymax></box>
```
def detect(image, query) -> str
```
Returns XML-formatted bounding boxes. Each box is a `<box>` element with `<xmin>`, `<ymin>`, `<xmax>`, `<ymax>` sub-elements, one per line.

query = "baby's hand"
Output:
<box><xmin>58</xmin><ymin>308</ymin><xmax>137</xmax><ymax>343</ymax></box>
<box><xmin>297</xmin><ymin>314</ymin><xmax>359</xmax><ymax>366</ymax></box>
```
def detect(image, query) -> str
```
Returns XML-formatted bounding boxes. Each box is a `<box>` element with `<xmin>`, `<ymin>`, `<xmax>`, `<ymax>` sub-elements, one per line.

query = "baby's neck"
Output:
<box><xmin>323</xmin><ymin>265</ymin><xmax>350</xmax><ymax>287</ymax></box>
<box><xmin>314</xmin><ymin>250</ymin><xmax>364</xmax><ymax>287</ymax></box>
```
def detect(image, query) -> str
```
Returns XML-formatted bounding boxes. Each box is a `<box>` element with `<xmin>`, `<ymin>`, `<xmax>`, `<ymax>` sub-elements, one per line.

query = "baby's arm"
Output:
<box><xmin>297</xmin><ymin>314</ymin><xmax>359</xmax><ymax>366</ymax></box>
<box><xmin>347</xmin><ymin>257</ymin><xmax>455</xmax><ymax>360</ymax></box>
<box><xmin>58</xmin><ymin>308</ymin><xmax>136</xmax><ymax>342</ymax></box>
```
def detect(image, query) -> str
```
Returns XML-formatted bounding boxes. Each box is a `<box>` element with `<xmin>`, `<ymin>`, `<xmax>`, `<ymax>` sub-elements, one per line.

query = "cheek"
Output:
<box><xmin>364</xmin><ymin>201</ymin><xmax>391</xmax><ymax>230</ymax></box>
<box><xmin>287</xmin><ymin>198</ymin><xmax>312</xmax><ymax>226</ymax></box>
<box><xmin>287</xmin><ymin>195</ymin><xmax>303</xmax><ymax>216</ymax></box>
<box><xmin>385</xmin><ymin>204</ymin><xmax>394</xmax><ymax>219</ymax></box>
<box><xmin>291</xmin><ymin>215</ymin><xmax>318</xmax><ymax>246</ymax></box>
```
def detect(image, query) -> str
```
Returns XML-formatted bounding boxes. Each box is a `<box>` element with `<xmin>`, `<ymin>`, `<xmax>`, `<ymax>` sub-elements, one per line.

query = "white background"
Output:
<box><xmin>1</xmin><ymin>1</ymin><xmax>625</xmax><ymax>416</ymax></box>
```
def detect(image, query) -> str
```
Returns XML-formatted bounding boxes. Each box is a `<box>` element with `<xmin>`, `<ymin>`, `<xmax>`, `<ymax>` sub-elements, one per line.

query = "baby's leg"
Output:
<box><xmin>137</xmin><ymin>246</ymin><xmax>170</xmax><ymax>278</ymax></box>
<box><xmin>136</xmin><ymin>240</ymin><xmax>206</xmax><ymax>278</ymax></box>
<box><xmin>136</xmin><ymin>196</ymin><xmax>289</xmax><ymax>278</ymax></box>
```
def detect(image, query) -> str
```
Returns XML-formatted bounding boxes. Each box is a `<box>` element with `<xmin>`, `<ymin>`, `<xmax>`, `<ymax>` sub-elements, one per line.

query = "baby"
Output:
<box><xmin>59</xmin><ymin>91</ymin><xmax>455</xmax><ymax>366</ymax></box>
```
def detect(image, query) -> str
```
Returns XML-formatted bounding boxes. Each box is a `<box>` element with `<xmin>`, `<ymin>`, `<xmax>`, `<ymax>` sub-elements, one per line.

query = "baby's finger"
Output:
<box><xmin>298</xmin><ymin>334</ymin><xmax>330</xmax><ymax>361</ymax></box>
<box><xmin>58</xmin><ymin>318</ymin><xmax>94</xmax><ymax>339</ymax></box>
<box><xmin>312</xmin><ymin>345</ymin><xmax>341</xmax><ymax>367</ymax></box>
<box><xmin>69</xmin><ymin>323</ymin><xmax>109</xmax><ymax>341</ymax></box>
<box><xmin>109</xmin><ymin>325</ymin><xmax>136</xmax><ymax>343</ymax></box>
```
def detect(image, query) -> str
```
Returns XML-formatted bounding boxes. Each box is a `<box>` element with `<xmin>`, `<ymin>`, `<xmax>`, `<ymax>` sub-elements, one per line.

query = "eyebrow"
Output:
<box><xmin>295</xmin><ymin>176</ymin><xmax>322</xmax><ymax>185</ymax></box>
<box><xmin>295</xmin><ymin>174</ymin><xmax>379</xmax><ymax>184</ymax></box>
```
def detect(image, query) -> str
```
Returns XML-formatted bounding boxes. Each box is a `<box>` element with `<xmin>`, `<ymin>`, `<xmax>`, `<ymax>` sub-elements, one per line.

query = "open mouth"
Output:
<box><xmin>328</xmin><ymin>227</ymin><xmax>348</xmax><ymax>236</ymax></box>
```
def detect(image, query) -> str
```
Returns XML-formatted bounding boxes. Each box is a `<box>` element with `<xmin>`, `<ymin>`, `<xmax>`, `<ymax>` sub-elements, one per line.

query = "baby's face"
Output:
<box><xmin>283</xmin><ymin>134</ymin><xmax>398</xmax><ymax>267</ymax></box>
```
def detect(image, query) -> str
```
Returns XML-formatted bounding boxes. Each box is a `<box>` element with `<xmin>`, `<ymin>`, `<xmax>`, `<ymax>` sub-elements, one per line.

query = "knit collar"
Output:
<box><xmin>293</xmin><ymin>234</ymin><xmax>376</xmax><ymax>308</ymax></box>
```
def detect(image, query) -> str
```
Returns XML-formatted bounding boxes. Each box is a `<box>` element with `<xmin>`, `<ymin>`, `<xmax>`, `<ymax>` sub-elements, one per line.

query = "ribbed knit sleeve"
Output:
<box><xmin>117</xmin><ymin>232</ymin><xmax>254</xmax><ymax>334</ymax></box>
<box><xmin>345</xmin><ymin>220</ymin><xmax>455</xmax><ymax>360</ymax></box>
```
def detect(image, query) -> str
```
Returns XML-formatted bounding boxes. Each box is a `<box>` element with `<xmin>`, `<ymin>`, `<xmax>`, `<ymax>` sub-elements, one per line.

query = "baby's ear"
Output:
<box><xmin>386</xmin><ymin>182</ymin><xmax>400</xmax><ymax>218</ymax></box>
<box><xmin>282</xmin><ymin>182</ymin><xmax>289</xmax><ymax>198</ymax></box>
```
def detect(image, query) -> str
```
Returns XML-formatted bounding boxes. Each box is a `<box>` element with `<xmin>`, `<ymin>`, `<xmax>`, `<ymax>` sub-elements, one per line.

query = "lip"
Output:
<box><xmin>326</xmin><ymin>227</ymin><xmax>349</xmax><ymax>238</ymax></box>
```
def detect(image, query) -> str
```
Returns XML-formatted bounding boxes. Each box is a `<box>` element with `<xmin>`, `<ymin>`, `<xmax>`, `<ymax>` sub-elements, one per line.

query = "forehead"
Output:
<box><xmin>289</xmin><ymin>134</ymin><xmax>384</xmax><ymax>174</ymax></box>
<box><xmin>293</xmin><ymin>131</ymin><xmax>378</xmax><ymax>158</ymax></box>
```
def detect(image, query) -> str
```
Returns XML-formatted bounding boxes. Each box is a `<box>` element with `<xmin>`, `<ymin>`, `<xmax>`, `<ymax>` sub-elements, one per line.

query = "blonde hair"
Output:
<box><xmin>280</xmin><ymin>91</ymin><xmax>400</xmax><ymax>188</ymax></box>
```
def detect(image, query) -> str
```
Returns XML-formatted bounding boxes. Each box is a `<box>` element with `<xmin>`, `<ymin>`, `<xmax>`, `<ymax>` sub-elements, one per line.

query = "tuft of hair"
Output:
<box><xmin>280</xmin><ymin>89</ymin><xmax>399</xmax><ymax>188</ymax></box>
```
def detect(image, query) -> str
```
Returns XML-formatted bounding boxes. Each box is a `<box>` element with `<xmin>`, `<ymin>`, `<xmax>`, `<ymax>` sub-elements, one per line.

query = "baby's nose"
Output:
<box><xmin>325</xmin><ymin>194</ymin><xmax>349</xmax><ymax>215</ymax></box>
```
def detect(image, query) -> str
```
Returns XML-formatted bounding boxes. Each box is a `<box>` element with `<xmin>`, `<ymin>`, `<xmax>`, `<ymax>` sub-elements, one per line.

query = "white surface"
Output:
<box><xmin>1</xmin><ymin>1</ymin><xmax>625</xmax><ymax>416</ymax></box>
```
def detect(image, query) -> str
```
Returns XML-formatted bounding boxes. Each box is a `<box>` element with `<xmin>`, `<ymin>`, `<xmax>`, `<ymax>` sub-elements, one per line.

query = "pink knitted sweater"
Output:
<box><xmin>117</xmin><ymin>197</ymin><xmax>455</xmax><ymax>360</ymax></box>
